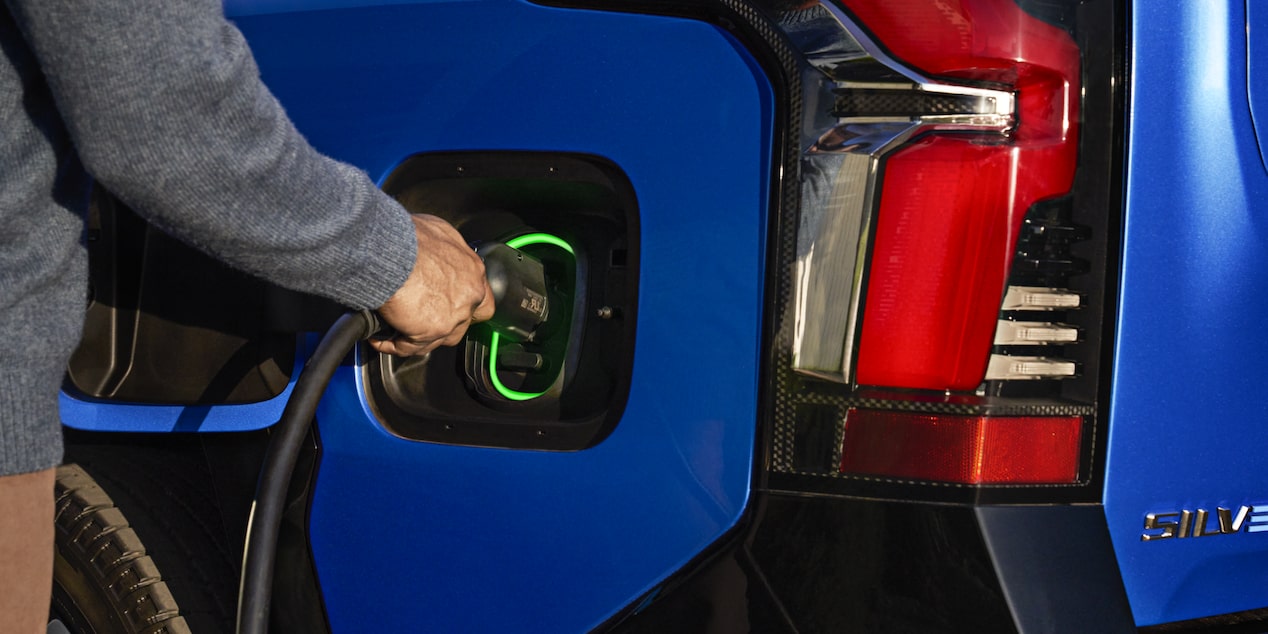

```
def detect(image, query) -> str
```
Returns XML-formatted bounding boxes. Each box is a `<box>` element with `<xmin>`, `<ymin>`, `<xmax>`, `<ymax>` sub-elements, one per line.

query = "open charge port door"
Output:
<box><xmin>364</xmin><ymin>152</ymin><xmax>638</xmax><ymax>451</ymax></box>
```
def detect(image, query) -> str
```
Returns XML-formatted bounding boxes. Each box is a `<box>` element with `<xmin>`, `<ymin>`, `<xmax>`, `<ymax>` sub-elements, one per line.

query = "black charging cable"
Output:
<box><xmin>235</xmin><ymin>242</ymin><xmax>539</xmax><ymax>633</ymax></box>
<box><xmin>236</xmin><ymin>310</ymin><xmax>384</xmax><ymax>634</ymax></box>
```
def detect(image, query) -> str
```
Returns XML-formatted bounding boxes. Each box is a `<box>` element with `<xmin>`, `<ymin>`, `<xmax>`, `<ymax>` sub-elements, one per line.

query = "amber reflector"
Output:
<box><xmin>840</xmin><ymin>409</ymin><xmax>1082</xmax><ymax>484</ymax></box>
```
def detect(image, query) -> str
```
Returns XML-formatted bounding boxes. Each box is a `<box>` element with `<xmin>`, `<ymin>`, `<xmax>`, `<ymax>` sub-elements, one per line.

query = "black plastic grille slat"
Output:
<box><xmin>1006</xmin><ymin>197</ymin><xmax>1090</xmax><ymax>287</ymax></box>
<box><xmin>1012</xmin><ymin>256</ymin><xmax>1089</xmax><ymax>275</ymax></box>
<box><xmin>1019</xmin><ymin>222</ymin><xmax>1090</xmax><ymax>243</ymax></box>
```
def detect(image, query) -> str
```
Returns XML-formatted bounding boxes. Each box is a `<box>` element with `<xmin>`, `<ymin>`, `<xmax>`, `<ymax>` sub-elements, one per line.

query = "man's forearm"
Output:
<box><xmin>5</xmin><ymin>0</ymin><xmax>415</xmax><ymax>310</ymax></box>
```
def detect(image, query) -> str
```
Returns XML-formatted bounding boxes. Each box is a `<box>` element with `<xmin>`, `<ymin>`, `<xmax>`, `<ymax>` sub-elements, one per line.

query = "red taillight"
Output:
<box><xmin>847</xmin><ymin>0</ymin><xmax>1081</xmax><ymax>390</ymax></box>
<box><xmin>840</xmin><ymin>409</ymin><xmax>1082</xmax><ymax>484</ymax></box>
<box><xmin>763</xmin><ymin>0</ymin><xmax>1117</xmax><ymax>500</ymax></box>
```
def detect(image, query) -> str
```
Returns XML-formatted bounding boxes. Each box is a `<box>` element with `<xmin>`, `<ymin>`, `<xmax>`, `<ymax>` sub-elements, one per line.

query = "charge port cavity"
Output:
<box><xmin>364</xmin><ymin>152</ymin><xmax>638</xmax><ymax>451</ymax></box>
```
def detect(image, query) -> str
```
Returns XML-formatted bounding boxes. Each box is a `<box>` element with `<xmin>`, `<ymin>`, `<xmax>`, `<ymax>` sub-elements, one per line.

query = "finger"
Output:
<box><xmin>367</xmin><ymin>338</ymin><xmax>404</xmax><ymax>356</ymax></box>
<box><xmin>369</xmin><ymin>337</ymin><xmax>428</xmax><ymax>358</ymax></box>
<box><xmin>472</xmin><ymin>281</ymin><xmax>496</xmax><ymax>323</ymax></box>
<box><xmin>367</xmin><ymin>338</ymin><xmax>397</xmax><ymax>356</ymax></box>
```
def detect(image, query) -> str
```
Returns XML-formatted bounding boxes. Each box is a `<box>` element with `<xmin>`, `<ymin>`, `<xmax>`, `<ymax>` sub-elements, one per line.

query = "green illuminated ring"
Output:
<box><xmin>506</xmin><ymin>232</ymin><xmax>575</xmax><ymax>254</ymax></box>
<box><xmin>489</xmin><ymin>233</ymin><xmax>574</xmax><ymax>401</ymax></box>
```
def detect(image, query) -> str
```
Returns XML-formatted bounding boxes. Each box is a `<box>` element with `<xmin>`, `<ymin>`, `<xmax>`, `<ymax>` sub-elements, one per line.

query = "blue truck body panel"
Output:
<box><xmin>1105</xmin><ymin>0</ymin><xmax>1268</xmax><ymax>624</ymax></box>
<box><xmin>239</xmin><ymin>1</ymin><xmax>771</xmax><ymax>630</ymax></box>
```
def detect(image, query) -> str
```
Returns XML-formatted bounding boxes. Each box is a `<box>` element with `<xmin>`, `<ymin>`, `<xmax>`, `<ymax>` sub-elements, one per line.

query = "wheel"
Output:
<box><xmin>50</xmin><ymin>464</ymin><xmax>191</xmax><ymax>634</ymax></box>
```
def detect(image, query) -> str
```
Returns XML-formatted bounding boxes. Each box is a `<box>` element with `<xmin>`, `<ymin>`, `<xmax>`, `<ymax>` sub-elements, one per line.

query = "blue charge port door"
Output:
<box><xmin>226</xmin><ymin>1</ymin><xmax>774</xmax><ymax>631</ymax></box>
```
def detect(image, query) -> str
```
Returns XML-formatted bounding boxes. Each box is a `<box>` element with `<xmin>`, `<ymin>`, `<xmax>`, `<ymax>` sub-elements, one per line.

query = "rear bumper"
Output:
<box><xmin>612</xmin><ymin>494</ymin><xmax>1136</xmax><ymax>633</ymax></box>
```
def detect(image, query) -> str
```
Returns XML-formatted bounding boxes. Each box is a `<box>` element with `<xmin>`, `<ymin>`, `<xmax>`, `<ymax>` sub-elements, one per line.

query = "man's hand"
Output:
<box><xmin>370</xmin><ymin>214</ymin><xmax>495</xmax><ymax>357</ymax></box>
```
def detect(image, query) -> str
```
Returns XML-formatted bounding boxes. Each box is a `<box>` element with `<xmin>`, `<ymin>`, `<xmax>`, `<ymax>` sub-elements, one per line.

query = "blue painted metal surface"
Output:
<box><xmin>1249</xmin><ymin>1</ymin><xmax>1268</xmax><ymax>173</ymax></box>
<box><xmin>59</xmin><ymin>380</ymin><xmax>295</xmax><ymax>432</ymax></box>
<box><xmin>231</xmin><ymin>1</ymin><xmax>771</xmax><ymax>630</ymax></box>
<box><xmin>60</xmin><ymin>338</ymin><xmax>313</xmax><ymax>432</ymax></box>
<box><xmin>1105</xmin><ymin>0</ymin><xmax>1268</xmax><ymax>624</ymax></box>
<box><xmin>224</xmin><ymin>0</ymin><xmax>466</xmax><ymax>16</ymax></box>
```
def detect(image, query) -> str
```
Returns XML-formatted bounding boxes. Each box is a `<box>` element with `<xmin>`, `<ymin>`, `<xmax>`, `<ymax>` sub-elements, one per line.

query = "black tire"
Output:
<box><xmin>61</xmin><ymin>436</ymin><xmax>245</xmax><ymax>634</ymax></box>
<box><xmin>51</xmin><ymin>464</ymin><xmax>191</xmax><ymax>634</ymax></box>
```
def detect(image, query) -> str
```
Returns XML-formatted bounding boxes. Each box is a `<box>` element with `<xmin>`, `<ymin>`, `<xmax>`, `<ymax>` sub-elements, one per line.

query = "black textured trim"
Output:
<box><xmin>832</xmin><ymin>88</ymin><xmax>986</xmax><ymax>118</ymax></box>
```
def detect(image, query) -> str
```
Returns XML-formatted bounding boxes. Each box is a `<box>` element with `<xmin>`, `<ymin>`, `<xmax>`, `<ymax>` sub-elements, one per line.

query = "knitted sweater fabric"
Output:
<box><xmin>0</xmin><ymin>0</ymin><xmax>417</xmax><ymax>475</ymax></box>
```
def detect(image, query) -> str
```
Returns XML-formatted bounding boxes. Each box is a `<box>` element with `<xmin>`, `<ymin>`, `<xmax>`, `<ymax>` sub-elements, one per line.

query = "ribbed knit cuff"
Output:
<box><xmin>0</xmin><ymin>359</ymin><xmax>66</xmax><ymax>476</ymax></box>
<box><xmin>322</xmin><ymin>188</ymin><xmax>417</xmax><ymax>311</ymax></box>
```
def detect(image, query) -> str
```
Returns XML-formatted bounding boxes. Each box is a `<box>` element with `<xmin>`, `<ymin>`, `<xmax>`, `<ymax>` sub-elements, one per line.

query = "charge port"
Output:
<box><xmin>364</xmin><ymin>152</ymin><xmax>638</xmax><ymax>451</ymax></box>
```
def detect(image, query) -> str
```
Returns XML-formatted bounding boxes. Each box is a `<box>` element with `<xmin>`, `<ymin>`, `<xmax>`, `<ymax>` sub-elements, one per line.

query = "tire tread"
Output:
<box><xmin>54</xmin><ymin>464</ymin><xmax>191</xmax><ymax>634</ymax></box>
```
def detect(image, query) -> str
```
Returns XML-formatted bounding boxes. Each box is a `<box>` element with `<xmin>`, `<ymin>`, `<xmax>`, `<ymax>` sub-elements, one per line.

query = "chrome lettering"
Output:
<box><xmin>1194</xmin><ymin>509</ymin><xmax>1219</xmax><ymax>537</ymax></box>
<box><xmin>1231</xmin><ymin>506</ymin><xmax>1251</xmax><ymax>533</ymax></box>
<box><xmin>1142</xmin><ymin>512</ymin><xmax>1179</xmax><ymax>541</ymax></box>
<box><xmin>1144</xmin><ymin>505</ymin><xmax>1261</xmax><ymax>541</ymax></box>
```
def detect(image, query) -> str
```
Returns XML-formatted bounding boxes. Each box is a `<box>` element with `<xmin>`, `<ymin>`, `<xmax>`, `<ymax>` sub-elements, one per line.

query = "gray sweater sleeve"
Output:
<box><xmin>4</xmin><ymin>0</ymin><xmax>416</xmax><ymax>310</ymax></box>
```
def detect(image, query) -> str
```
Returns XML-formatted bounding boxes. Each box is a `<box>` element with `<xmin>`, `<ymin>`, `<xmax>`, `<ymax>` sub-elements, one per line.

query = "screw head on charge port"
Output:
<box><xmin>477</xmin><ymin>243</ymin><xmax>549</xmax><ymax>342</ymax></box>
